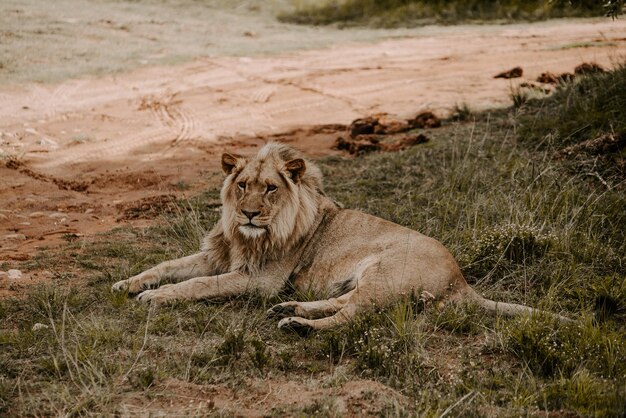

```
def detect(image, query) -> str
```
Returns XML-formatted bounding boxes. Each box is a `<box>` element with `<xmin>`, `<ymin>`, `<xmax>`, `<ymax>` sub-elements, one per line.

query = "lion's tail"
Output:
<box><xmin>460</xmin><ymin>287</ymin><xmax>572</xmax><ymax>323</ymax></box>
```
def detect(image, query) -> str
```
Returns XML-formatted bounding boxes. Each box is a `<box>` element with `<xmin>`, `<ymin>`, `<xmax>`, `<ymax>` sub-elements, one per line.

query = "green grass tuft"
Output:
<box><xmin>279</xmin><ymin>0</ymin><xmax>605</xmax><ymax>27</ymax></box>
<box><xmin>506</xmin><ymin>315</ymin><xmax>626</xmax><ymax>379</ymax></box>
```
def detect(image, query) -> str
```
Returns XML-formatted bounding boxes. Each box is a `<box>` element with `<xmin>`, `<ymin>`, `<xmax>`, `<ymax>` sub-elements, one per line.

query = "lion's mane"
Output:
<box><xmin>202</xmin><ymin>143</ymin><xmax>325</xmax><ymax>274</ymax></box>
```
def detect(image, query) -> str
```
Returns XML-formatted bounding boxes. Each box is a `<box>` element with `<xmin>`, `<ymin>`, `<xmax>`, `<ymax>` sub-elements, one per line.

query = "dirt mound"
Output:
<box><xmin>408</xmin><ymin>111</ymin><xmax>442</xmax><ymax>129</ymax></box>
<box><xmin>536</xmin><ymin>72</ymin><xmax>559</xmax><ymax>84</ymax></box>
<box><xmin>349</xmin><ymin>117</ymin><xmax>380</xmax><ymax>137</ymax></box>
<box><xmin>337</xmin><ymin>112</ymin><xmax>437</xmax><ymax>155</ymax></box>
<box><xmin>574</xmin><ymin>62</ymin><xmax>606</xmax><ymax>75</ymax></box>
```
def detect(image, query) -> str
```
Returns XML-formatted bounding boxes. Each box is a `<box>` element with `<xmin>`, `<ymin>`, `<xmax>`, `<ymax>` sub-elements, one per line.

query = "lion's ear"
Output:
<box><xmin>285</xmin><ymin>158</ymin><xmax>306</xmax><ymax>183</ymax></box>
<box><xmin>221</xmin><ymin>153</ymin><xmax>244</xmax><ymax>175</ymax></box>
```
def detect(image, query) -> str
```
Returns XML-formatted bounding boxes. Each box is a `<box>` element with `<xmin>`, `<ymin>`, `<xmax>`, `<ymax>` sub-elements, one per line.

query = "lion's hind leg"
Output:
<box><xmin>275</xmin><ymin>283</ymin><xmax>374</xmax><ymax>333</ymax></box>
<box><xmin>267</xmin><ymin>290</ymin><xmax>354</xmax><ymax>320</ymax></box>
<box><xmin>275</xmin><ymin>256</ymin><xmax>391</xmax><ymax>334</ymax></box>
<box><xmin>277</xmin><ymin>302</ymin><xmax>358</xmax><ymax>335</ymax></box>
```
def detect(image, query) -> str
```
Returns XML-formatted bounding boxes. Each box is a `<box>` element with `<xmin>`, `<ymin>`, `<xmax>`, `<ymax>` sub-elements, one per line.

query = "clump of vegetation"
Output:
<box><xmin>542</xmin><ymin>369</ymin><xmax>625</xmax><ymax>417</ymax></box>
<box><xmin>505</xmin><ymin>315</ymin><xmax>626</xmax><ymax>378</ymax></box>
<box><xmin>464</xmin><ymin>223</ymin><xmax>555</xmax><ymax>280</ymax></box>
<box><xmin>518</xmin><ymin>64</ymin><xmax>626</xmax><ymax>182</ymax></box>
<box><xmin>279</xmin><ymin>0</ymin><xmax>607</xmax><ymax>27</ymax></box>
<box><xmin>318</xmin><ymin>297</ymin><xmax>427</xmax><ymax>385</ymax></box>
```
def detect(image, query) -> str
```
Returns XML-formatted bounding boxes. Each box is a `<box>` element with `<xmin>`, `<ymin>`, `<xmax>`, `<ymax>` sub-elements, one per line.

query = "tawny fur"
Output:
<box><xmin>111</xmin><ymin>143</ymin><xmax>570</xmax><ymax>331</ymax></box>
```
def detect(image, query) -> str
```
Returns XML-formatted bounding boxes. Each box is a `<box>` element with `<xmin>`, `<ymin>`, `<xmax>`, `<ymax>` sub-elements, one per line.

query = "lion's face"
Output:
<box><xmin>220</xmin><ymin>144</ymin><xmax>309</xmax><ymax>242</ymax></box>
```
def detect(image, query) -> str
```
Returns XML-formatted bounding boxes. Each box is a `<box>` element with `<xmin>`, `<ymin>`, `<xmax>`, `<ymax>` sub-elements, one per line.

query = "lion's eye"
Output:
<box><xmin>237</xmin><ymin>182</ymin><xmax>246</xmax><ymax>190</ymax></box>
<box><xmin>266</xmin><ymin>184</ymin><xmax>277</xmax><ymax>192</ymax></box>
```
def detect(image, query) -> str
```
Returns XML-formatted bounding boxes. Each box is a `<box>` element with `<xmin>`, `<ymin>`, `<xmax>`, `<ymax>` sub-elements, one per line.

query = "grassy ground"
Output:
<box><xmin>1</xmin><ymin>70</ymin><xmax>625</xmax><ymax>416</ymax></box>
<box><xmin>279</xmin><ymin>0</ymin><xmax>607</xmax><ymax>27</ymax></box>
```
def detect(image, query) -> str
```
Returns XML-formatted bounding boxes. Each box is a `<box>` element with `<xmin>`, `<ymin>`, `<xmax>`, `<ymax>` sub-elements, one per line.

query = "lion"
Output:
<box><xmin>111</xmin><ymin>142</ymin><xmax>569</xmax><ymax>332</ymax></box>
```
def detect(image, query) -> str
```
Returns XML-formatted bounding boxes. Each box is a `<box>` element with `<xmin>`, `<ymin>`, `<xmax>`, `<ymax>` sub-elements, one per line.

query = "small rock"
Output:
<box><xmin>4</xmin><ymin>233</ymin><xmax>26</xmax><ymax>240</ymax></box>
<box><xmin>38</xmin><ymin>137</ymin><xmax>59</xmax><ymax>148</ymax></box>
<box><xmin>494</xmin><ymin>66</ymin><xmax>523</xmax><ymax>79</ymax></box>
<box><xmin>29</xmin><ymin>211</ymin><xmax>45</xmax><ymax>218</ymax></box>
<box><xmin>32</xmin><ymin>323</ymin><xmax>49</xmax><ymax>332</ymax></box>
<box><xmin>7</xmin><ymin>269</ymin><xmax>22</xmax><ymax>280</ymax></box>
<box><xmin>49</xmin><ymin>212</ymin><xmax>66</xmax><ymax>219</ymax></box>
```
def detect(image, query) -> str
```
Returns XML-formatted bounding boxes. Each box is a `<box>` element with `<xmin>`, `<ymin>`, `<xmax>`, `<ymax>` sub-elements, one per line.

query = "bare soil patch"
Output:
<box><xmin>117</xmin><ymin>376</ymin><xmax>407</xmax><ymax>417</ymax></box>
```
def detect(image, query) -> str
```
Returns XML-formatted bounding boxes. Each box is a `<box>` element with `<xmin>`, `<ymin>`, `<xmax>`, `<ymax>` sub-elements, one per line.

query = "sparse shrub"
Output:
<box><xmin>26</xmin><ymin>285</ymin><xmax>85</xmax><ymax>322</ymax></box>
<box><xmin>432</xmin><ymin>303</ymin><xmax>483</xmax><ymax>335</ymax></box>
<box><xmin>216</xmin><ymin>328</ymin><xmax>247</xmax><ymax>365</ymax></box>
<box><xmin>465</xmin><ymin>224</ymin><xmax>555</xmax><ymax>280</ymax></box>
<box><xmin>450</xmin><ymin>103</ymin><xmax>473</xmax><ymax>122</ymax></box>
<box><xmin>542</xmin><ymin>369</ymin><xmax>625</xmax><ymax>417</ymax></box>
<box><xmin>565</xmin><ymin>274</ymin><xmax>626</xmax><ymax>323</ymax></box>
<box><xmin>107</xmin><ymin>289</ymin><xmax>129</xmax><ymax>308</ymax></box>
<box><xmin>158</xmin><ymin>191</ymin><xmax>221</xmax><ymax>255</ymax></box>
<box><xmin>249</xmin><ymin>339</ymin><xmax>271</xmax><ymax>370</ymax></box>
<box><xmin>318</xmin><ymin>299</ymin><xmax>425</xmax><ymax>384</ymax></box>
<box><xmin>277</xmin><ymin>350</ymin><xmax>295</xmax><ymax>371</ymax></box>
<box><xmin>129</xmin><ymin>367</ymin><xmax>156</xmax><ymax>391</ymax></box>
<box><xmin>506</xmin><ymin>316</ymin><xmax>626</xmax><ymax>379</ymax></box>
<box><xmin>0</xmin><ymin>377</ymin><xmax>11</xmax><ymax>414</ymax></box>
<box><xmin>149</xmin><ymin>312</ymin><xmax>178</xmax><ymax>336</ymax></box>
<box><xmin>190</xmin><ymin>349</ymin><xmax>216</xmax><ymax>368</ymax></box>
<box><xmin>510</xmin><ymin>86</ymin><xmax>530</xmax><ymax>108</ymax></box>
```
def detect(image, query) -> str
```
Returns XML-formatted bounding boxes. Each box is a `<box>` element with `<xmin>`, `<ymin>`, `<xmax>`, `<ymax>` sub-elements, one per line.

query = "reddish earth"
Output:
<box><xmin>118</xmin><ymin>377</ymin><xmax>407</xmax><ymax>417</ymax></box>
<box><xmin>1</xmin><ymin>19</ymin><xmax>625</xmax><ymax>289</ymax></box>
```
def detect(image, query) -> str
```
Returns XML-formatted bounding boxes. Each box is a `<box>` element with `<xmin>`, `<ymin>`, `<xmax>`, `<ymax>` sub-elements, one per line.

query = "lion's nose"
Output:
<box><xmin>242</xmin><ymin>210</ymin><xmax>261</xmax><ymax>221</ymax></box>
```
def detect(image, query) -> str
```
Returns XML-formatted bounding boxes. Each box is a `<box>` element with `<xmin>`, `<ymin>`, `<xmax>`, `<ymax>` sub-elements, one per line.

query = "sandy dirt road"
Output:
<box><xmin>1</xmin><ymin>18</ymin><xmax>625</xmax><ymax>280</ymax></box>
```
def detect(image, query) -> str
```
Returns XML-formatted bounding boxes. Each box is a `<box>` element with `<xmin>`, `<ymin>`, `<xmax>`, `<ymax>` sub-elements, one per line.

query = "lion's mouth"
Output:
<box><xmin>238</xmin><ymin>224</ymin><xmax>267</xmax><ymax>238</ymax></box>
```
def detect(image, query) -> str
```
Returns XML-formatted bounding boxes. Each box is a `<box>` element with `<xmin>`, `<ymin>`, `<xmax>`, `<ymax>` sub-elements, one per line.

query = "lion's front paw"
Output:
<box><xmin>111</xmin><ymin>279</ymin><xmax>130</xmax><ymax>293</ymax></box>
<box><xmin>112</xmin><ymin>272</ymin><xmax>160</xmax><ymax>294</ymax></box>
<box><xmin>266</xmin><ymin>303</ymin><xmax>297</xmax><ymax>319</ymax></box>
<box><xmin>111</xmin><ymin>279</ymin><xmax>149</xmax><ymax>295</ymax></box>
<box><xmin>277</xmin><ymin>317</ymin><xmax>313</xmax><ymax>337</ymax></box>
<box><xmin>136</xmin><ymin>284</ymin><xmax>176</xmax><ymax>305</ymax></box>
